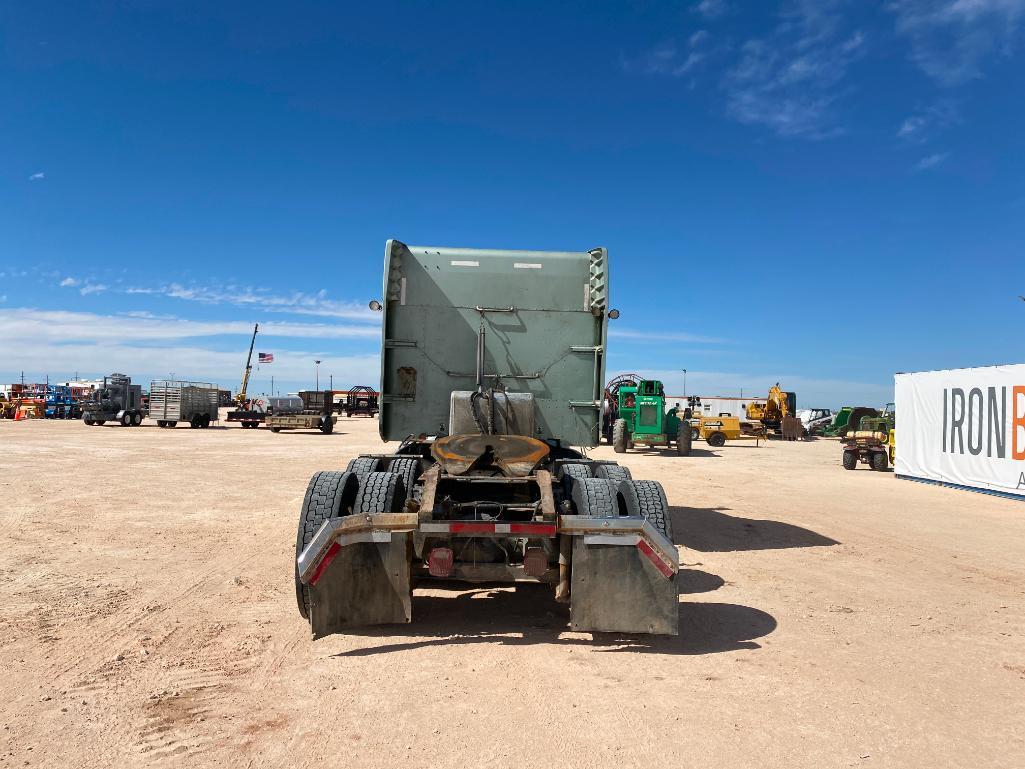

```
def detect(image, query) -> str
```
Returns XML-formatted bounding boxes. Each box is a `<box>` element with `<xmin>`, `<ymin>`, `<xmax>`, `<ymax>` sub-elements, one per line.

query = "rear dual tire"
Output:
<box><xmin>295</xmin><ymin>471</ymin><xmax>361</xmax><ymax>619</ymax></box>
<box><xmin>567</xmin><ymin>475</ymin><xmax>673</xmax><ymax>541</ymax></box>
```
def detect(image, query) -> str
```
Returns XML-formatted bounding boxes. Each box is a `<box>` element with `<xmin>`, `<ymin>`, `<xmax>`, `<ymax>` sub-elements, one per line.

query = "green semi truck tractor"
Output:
<box><xmin>293</xmin><ymin>241</ymin><xmax>682</xmax><ymax>637</ymax></box>
<box><xmin>612</xmin><ymin>380</ymin><xmax>692</xmax><ymax>456</ymax></box>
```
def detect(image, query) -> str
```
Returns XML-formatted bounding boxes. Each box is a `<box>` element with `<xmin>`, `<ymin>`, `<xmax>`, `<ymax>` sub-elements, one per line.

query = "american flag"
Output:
<box><xmin>258</xmin><ymin>352</ymin><xmax>274</xmax><ymax>363</ymax></box>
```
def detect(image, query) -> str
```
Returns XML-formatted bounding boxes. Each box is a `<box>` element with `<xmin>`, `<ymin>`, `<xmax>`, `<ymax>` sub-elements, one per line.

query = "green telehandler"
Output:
<box><xmin>611</xmin><ymin>379</ymin><xmax>692</xmax><ymax>456</ymax></box>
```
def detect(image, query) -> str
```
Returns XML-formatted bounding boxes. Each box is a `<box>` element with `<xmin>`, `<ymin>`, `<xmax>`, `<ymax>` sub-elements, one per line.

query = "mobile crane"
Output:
<box><xmin>225</xmin><ymin>323</ymin><xmax>266</xmax><ymax>428</ymax></box>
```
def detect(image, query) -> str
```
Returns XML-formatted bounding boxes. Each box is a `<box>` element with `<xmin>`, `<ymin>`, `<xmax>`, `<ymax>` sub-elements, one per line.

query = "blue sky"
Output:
<box><xmin>2</xmin><ymin>1</ymin><xmax>1023</xmax><ymax>406</ymax></box>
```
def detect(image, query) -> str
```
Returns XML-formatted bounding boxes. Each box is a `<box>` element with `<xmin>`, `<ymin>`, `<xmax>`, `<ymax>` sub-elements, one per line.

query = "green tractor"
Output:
<box><xmin>611</xmin><ymin>379</ymin><xmax>692</xmax><ymax>456</ymax></box>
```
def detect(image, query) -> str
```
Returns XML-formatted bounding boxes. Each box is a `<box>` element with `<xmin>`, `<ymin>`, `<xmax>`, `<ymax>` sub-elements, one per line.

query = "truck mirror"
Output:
<box><xmin>608</xmin><ymin>309</ymin><xmax>620</xmax><ymax>319</ymax></box>
<box><xmin>369</xmin><ymin>300</ymin><xmax>383</xmax><ymax>312</ymax></box>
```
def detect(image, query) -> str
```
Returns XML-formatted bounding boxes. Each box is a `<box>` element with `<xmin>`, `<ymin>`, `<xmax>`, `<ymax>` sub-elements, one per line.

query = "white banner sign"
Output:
<box><xmin>895</xmin><ymin>365</ymin><xmax>1025</xmax><ymax>498</ymax></box>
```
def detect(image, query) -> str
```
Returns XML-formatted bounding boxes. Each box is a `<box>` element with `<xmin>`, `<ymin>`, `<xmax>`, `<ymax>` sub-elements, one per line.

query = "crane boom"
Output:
<box><xmin>237</xmin><ymin>323</ymin><xmax>259</xmax><ymax>405</ymax></box>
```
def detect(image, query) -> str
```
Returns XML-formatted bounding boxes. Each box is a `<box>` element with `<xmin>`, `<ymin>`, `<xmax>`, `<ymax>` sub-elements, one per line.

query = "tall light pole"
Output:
<box><xmin>682</xmin><ymin>369</ymin><xmax>687</xmax><ymax>399</ymax></box>
<box><xmin>315</xmin><ymin>360</ymin><xmax>321</xmax><ymax>390</ymax></box>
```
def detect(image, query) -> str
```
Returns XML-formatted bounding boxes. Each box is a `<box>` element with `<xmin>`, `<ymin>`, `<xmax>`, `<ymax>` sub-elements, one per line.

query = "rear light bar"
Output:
<box><xmin>419</xmin><ymin>522</ymin><xmax>557</xmax><ymax>537</ymax></box>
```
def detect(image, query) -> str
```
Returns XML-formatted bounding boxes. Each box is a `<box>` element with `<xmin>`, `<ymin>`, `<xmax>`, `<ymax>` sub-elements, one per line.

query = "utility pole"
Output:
<box><xmin>315</xmin><ymin>360</ymin><xmax>321</xmax><ymax>390</ymax></box>
<box><xmin>682</xmin><ymin>369</ymin><xmax>687</xmax><ymax>399</ymax></box>
<box><xmin>329</xmin><ymin>374</ymin><xmax>333</xmax><ymax>391</ymax></box>
<box><xmin>271</xmin><ymin>375</ymin><xmax>274</xmax><ymax>396</ymax></box>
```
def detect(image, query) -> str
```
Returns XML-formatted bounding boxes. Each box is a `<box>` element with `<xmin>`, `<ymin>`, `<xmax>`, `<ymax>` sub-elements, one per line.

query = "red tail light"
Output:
<box><xmin>427</xmin><ymin>547</ymin><xmax>454</xmax><ymax>577</ymax></box>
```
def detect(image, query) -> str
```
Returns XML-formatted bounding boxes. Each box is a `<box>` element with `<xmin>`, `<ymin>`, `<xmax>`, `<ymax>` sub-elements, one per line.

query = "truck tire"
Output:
<box><xmin>559</xmin><ymin>462</ymin><xmax>592</xmax><ymax>496</ymax></box>
<box><xmin>691</xmin><ymin>426</ymin><xmax>700</xmax><ymax>441</ymax></box>
<box><xmin>570</xmin><ymin>477</ymin><xmax>616</xmax><ymax>518</ymax></box>
<box><xmin>294</xmin><ymin>470</ymin><xmax>360</xmax><ymax>619</ymax></box>
<box><xmin>612</xmin><ymin>419</ymin><xmax>628</xmax><ymax>454</ymax></box>
<box><xmin>320</xmin><ymin>416</ymin><xmax>334</xmax><ymax>434</ymax></box>
<box><xmin>132</xmin><ymin>412</ymin><xmax>143</xmax><ymax>426</ymax></box>
<box><xmin>617</xmin><ymin>479</ymin><xmax>673</xmax><ymax>541</ymax></box>
<box><xmin>353</xmin><ymin>471</ymin><xmax>407</xmax><ymax>514</ymax></box>
<box><xmin>707</xmin><ymin>431</ymin><xmax>726</xmax><ymax>448</ymax></box>
<box><xmin>201</xmin><ymin>414</ymin><xmax>211</xmax><ymax>428</ymax></box>
<box><xmin>346</xmin><ymin>456</ymin><xmax>380</xmax><ymax>476</ymax></box>
<box><xmin>388</xmin><ymin>457</ymin><xmax>421</xmax><ymax>501</ymax></box>
<box><xmin>270</xmin><ymin>426</ymin><xmax>281</xmax><ymax>433</ymax></box>
<box><xmin>168</xmin><ymin>421</ymin><xmax>177</xmax><ymax>428</ymax></box>
<box><xmin>559</xmin><ymin>462</ymin><xmax>592</xmax><ymax>482</ymax></box>
<box><xmin>156</xmin><ymin>420</ymin><xmax>165</xmax><ymax>428</ymax></box>
<box><xmin>593</xmin><ymin>463</ymin><xmax>632</xmax><ymax>483</ymax></box>
<box><xmin>676</xmin><ymin>423</ymin><xmax>692</xmax><ymax>456</ymax></box>
<box><xmin>96</xmin><ymin>420</ymin><xmax>105</xmax><ymax>426</ymax></box>
<box><xmin>120</xmin><ymin>412</ymin><xmax>132</xmax><ymax>427</ymax></box>
<box><xmin>842</xmin><ymin>450</ymin><xmax>858</xmax><ymax>470</ymax></box>
<box><xmin>870</xmin><ymin>451</ymin><xmax>888</xmax><ymax>472</ymax></box>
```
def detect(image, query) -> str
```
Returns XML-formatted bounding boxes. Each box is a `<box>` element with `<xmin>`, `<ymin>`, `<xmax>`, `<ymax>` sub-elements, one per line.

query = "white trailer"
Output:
<box><xmin>683</xmin><ymin>395</ymin><xmax>767</xmax><ymax>419</ymax></box>
<box><xmin>149</xmin><ymin>380</ymin><xmax>219</xmax><ymax>429</ymax></box>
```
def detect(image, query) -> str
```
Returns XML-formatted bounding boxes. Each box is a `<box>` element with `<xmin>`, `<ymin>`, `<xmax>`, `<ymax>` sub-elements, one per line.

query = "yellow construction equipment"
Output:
<box><xmin>698</xmin><ymin>416</ymin><xmax>765</xmax><ymax>447</ymax></box>
<box><xmin>745</xmin><ymin>383</ymin><xmax>796</xmax><ymax>435</ymax></box>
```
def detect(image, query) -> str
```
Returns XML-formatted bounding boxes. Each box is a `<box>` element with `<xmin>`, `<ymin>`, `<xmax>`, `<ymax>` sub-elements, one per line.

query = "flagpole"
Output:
<box><xmin>271</xmin><ymin>375</ymin><xmax>274</xmax><ymax>396</ymax></box>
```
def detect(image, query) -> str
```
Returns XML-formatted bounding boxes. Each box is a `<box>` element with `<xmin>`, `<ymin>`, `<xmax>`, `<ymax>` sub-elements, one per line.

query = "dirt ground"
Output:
<box><xmin>1</xmin><ymin>415</ymin><xmax>1023</xmax><ymax>769</ymax></box>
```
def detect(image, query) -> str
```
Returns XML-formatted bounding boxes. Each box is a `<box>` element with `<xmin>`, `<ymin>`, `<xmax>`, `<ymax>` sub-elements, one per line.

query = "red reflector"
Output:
<box><xmin>309</xmin><ymin>542</ymin><xmax>341</xmax><ymax>586</ymax></box>
<box><xmin>522</xmin><ymin>547</ymin><xmax>548</xmax><ymax>578</ymax></box>
<box><xmin>636</xmin><ymin>539</ymin><xmax>675</xmax><ymax>579</ymax></box>
<box><xmin>427</xmin><ymin>547</ymin><xmax>454</xmax><ymax>577</ymax></box>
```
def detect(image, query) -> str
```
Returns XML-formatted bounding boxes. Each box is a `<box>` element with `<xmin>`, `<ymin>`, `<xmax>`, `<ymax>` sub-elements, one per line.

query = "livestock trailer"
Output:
<box><xmin>149</xmin><ymin>380</ymin><xmax>219</xmax><ymax>428</ymax></box>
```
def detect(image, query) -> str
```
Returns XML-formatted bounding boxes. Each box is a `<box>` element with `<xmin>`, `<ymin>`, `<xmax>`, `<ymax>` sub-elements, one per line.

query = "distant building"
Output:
<box><xmin>674</xmin><ymin>395</ymin><xmax>768</xmax><ymax>419</ymax></box>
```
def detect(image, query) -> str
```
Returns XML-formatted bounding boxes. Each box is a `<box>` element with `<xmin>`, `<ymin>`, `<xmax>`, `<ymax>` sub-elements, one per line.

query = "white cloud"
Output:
<box><xmin>86</xmin><ymin>279</ymin><xmax>376</xmax><ymax>320</ymax></box>
<box><xmin>896</xmin><ymin>100</ymin><xmax>959</xmax><ymax>140</ymax></box>
<box><xmin>915</xmin><ymin>151</ymin><xmax>949</xmax><ymax>170</ymax></box>
<box><xmin>723</xmin><ymin>3</ymin><xmax>867</xmax><ymax>138</ymax></box>
<box><xmin>609</xmin><ymin>328</ymin><xmax>725</xmax><ymax>344</ymax></box>
<box><xmin>889</xmin><ymin>0</ymin><xmax>1025</xmax><ymax>85</ymax></box>
<box><xmin>79</xmin><ymin>282</ymin><xmax>108</xmax><ymax>296</ymax></box>
<box><xmin>623</xmin><ymin>25</ymin><xmax>712</xmax><ymax>78</ymax></box>
<box><xmin>693</xmin><ymin>0</ymin><xmax>728</xmax><ymax>19</ymax></box>
<box><xmin>898</xmin><ymin>115</ymin><xmax>928</xmax><ymax>138</ymax></box>
<box><xmin>59</xmin><ymin>277</ymin><xmax>79</xmax><ymax>287</ymax></box>
<box><xmin>29</xmin><ymin>172</ymin><xmax>45</xmax><ymax>181</ymax></box>
<box><xmin>0</xmin><ymin>308</ymin><xmax>380</xmax><ymax>344</ymax></box>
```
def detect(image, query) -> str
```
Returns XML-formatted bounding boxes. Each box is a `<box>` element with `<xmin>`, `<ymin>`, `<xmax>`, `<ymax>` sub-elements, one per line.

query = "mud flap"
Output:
<box><xmin>307</xmin><ymin>532</ymin><xmax>412</xmax><ymax>638</ymax></box>
<box><xmin>568</xmin><ymin>534</ymin><xmax>679</xmax><ymax>636</ymax></box>
<box><xmin>298</xmin><ymin>513</ymin><xmax>418</xmax><ymax>638</ymax></box>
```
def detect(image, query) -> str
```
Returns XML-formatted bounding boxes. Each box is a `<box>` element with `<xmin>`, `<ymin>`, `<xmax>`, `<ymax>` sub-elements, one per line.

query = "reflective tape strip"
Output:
<box><xmin>636</xmin><ymin>538</ymin><xmax>676</xmax><ymax>579</ymax></box>
<box><xmin>419</xmin><ymin>522</ymin><xmax>556</xmax><ymax>537</ymax></box>
<box><xmin>309</xmin><ymin>542</ymin><xmax>341</xmax><ymax>586</ymax></box>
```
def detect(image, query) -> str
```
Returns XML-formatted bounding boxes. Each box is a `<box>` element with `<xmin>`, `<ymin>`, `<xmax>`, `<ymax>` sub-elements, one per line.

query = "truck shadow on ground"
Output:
<box><xmin>671</xmin><ymin>506</ymin><xmax>839</xmax><ymax>552</ymax></box>
<box><xmin>330</xmin><ymin>579</ymin><xmax>775</xmax><ymax>657</ymax></box>
<box><xmin>652</xmin><ymin>448</ymin><xmax>720</xmax><ymax>458</ymax></box>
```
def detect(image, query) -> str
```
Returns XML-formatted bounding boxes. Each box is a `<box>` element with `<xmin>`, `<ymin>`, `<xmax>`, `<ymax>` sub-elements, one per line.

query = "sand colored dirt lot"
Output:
<box><xmin>1</xmin><ymin>415</ymin><xmax>1023</xmax><ymax>768</ymax></box>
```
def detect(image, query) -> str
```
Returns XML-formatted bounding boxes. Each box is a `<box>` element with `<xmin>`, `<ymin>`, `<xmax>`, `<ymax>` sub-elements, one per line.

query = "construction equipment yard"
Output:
<box><xmin>2</xmin><ymin>416</ymin><xmax>1022</xmax><ymax>769</ymax></box>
